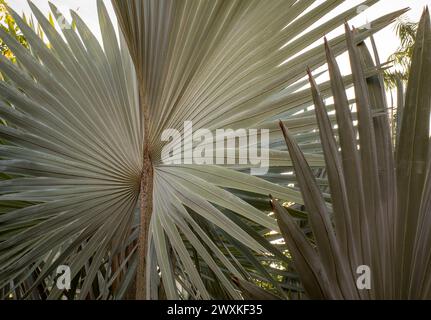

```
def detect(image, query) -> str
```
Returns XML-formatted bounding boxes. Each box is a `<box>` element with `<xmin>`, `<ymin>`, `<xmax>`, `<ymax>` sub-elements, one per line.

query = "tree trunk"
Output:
<box><xmin>135</xmin><ymin>143</ymin><xmax>153</xmax><ymax>299</ymax></box>
<box><xmin>136</xmin><ymin>84</ymin><xmax>153</xmax><ymax>300</ymax></box>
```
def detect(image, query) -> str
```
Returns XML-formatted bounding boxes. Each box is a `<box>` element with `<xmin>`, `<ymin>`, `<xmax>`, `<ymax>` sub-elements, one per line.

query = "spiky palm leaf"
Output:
<box><xmin>0</xmin><ymin>0</ymin><xmax>405</xmax><ymax>299</ymax></box>
<box><xmin>271</xmin><ymin>8</ymin><xmax>431</xmax><ymax>299</ymax></box>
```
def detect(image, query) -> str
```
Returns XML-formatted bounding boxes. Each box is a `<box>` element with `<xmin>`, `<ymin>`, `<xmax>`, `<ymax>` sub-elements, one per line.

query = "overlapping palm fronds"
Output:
<box><xmin>0</xmin><ymin>0</ymin><xmax>406</xmax><ymax>299</ymax></box>
<box><xmin>271</xmin><ymin>8</ymin><xmax>431</xmax><ymax>299</ymax></box>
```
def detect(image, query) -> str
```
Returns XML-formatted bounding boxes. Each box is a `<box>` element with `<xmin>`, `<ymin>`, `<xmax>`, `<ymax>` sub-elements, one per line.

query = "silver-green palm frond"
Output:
<box><xmin>272</xmin><ymin>8</ymin><xmax>431</xmax><ymax>299</ymax></box>
<box><xmin>0</xmin><ymin>0</ymin><xmax>405</xmax><ymax>299</ymax></box>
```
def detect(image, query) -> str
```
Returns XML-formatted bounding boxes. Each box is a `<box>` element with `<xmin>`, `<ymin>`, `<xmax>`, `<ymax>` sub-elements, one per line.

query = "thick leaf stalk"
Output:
<box><xmin>136</xmin><ymin>87</ymin><xmax>154</xmax><ymax>299</ymax></box>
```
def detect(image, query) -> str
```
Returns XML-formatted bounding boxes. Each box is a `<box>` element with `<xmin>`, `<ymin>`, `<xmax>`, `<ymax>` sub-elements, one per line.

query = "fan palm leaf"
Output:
<box><xmin>271</xmin><ymin>8</ymin><xmax>431</xmax><ymax>299</ymax></box>
<box><xmin>0</xmin><ymin>0</ymin><xmax>405</xmax><ymax>299</ymax></box>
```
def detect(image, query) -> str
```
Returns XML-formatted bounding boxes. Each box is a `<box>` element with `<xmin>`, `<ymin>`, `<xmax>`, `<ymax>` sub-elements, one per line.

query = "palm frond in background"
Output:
<box><xmin>385</xmin><ymin>17</ymin><xmax>418</xmax><ymax>88</ymax></box>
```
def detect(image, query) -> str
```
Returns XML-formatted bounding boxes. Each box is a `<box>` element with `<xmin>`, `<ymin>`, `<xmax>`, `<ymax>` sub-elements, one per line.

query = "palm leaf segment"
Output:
<box><xmin>0</xmin><ymin>0</ymin><xmax>404</xmax><ymax>299</ymax></box>
<box><xmin>273</xmin><ymin>8</ymin><xmax>431</xmax><ymax>299</ymax></box>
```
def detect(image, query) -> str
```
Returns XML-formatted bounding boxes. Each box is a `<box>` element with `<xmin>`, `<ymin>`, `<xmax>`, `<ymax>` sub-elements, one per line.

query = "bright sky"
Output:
<box><xmin>312</xmin><ymin>0</ymin><xmax>431</xmax><ymax>62</ymax></box>
<box><xmin>3</xmin><ymin>0</ymin><xmax>428</xmax><ymax>87</ymax></box>
<box><xmin>8</xmin><ymin>0</ymin><xmax>431</xmax><ymax>63</ymax></box>
<box><xmin>9</xmin><ymin>0</ymin><xmax>117</xmax><ymax>37</ymax></box>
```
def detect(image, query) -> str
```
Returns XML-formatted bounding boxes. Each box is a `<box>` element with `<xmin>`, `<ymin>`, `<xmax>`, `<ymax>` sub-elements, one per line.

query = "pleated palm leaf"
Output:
<box><xmin>272</xmin><ymin>8</ymin><xmax>431</xmax><ymax>299</ymax></box>
<box><xmin>0</xmin><ymin>0</ymin><xmax>405</xmax><ymax>299</ymax></box>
